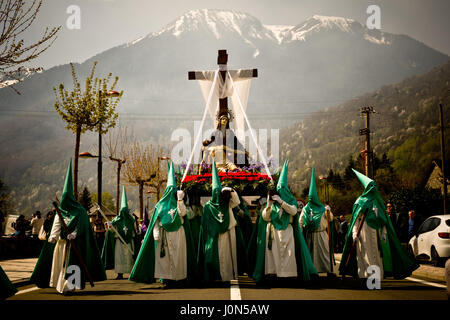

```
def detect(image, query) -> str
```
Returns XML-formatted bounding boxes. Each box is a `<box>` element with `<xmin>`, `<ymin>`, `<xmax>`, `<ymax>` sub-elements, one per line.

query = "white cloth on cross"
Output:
<box><xmin>197</xmin><ymin>69</ymin><xmax>253</xmax><ymax>146</ymax></box>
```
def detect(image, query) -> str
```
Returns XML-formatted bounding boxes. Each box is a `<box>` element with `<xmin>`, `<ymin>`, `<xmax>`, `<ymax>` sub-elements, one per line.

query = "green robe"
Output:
<box><xmin>339</xmin><ymin>169</ymin><xmax>419</xmax><ymax>279</ymax></box>
<box><xmin>0</xmin><ymin>265</ymin><xmax>17</xmax><ymax>300</ymax></box>
<box><xmin>186</xmin><ymin>206</ymin><xmax>202</xmax><ymax>256</ymax></box>
<box><xmin>233</xmin><ymin>197</ymin><xmax>254</xmax><ymax>247</ymax></box>
<box><xmin>102</xmin><ymin>187</ymin><xmax>138</xmax><ymax>270</ymax></box>
<box><xmin>197</xmin><ymin>160</ymin><xmax>248</xmax><ymax>283</ymax></box>
<box><xmin>129</xmin><ymin>162</ymin><xmax>197</xmax><ymax>284</ymax></box>
<box><xmin>30</xmin><ymin>217</ymin><xmax>56</xmax><ymax>288</ymax></box>
<box><xmin>247</xmin><ymin>160</ymin><xmax>318</xmax><ymax>282</ymax></box>
<box><xmin>128</xmin><ymin>207</ymin><xmax>197</xmax><ymax>284</ymax></box>
<box><xmin>30</xmin><ymin>159</ymin><xmax>106</xmax><ymax>290</ymax></box>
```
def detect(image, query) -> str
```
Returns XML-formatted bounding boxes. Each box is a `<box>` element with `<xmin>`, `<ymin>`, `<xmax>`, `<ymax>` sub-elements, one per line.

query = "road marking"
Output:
<box><xmin>15</xmin><ymin>286</ymin><xmax>39</xmax><ymax>295</ymax></box>
<box><xmin>405</xmin><ymin>277</ymin><xmax>446</xmax><ymax>289</ymax></box>
<box><xmin>230</xmin><ymin>279</ymin><xmax>241</xmax><ymax>300</ymax></box>
<box><xmin>336</xmin><ymin>257</ymin><xmax>446</xmax><ymax>289</ymax></box>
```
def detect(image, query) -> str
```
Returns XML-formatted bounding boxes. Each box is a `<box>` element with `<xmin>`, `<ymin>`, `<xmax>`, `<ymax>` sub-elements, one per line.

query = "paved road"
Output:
<box><xmin>6</xmin><ymin>270</ymin><xmax>447</xmax><ymax>301</ymax></box>
<box><xmin>2</xmin><ymin>255</ymin><xmax>448</xmax><ymax>301</ymax></box>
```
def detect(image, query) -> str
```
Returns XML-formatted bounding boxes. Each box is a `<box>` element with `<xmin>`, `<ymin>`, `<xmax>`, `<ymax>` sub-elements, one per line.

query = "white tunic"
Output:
<box><xmin>48</xmin><ymin>214</ymin><xmax>77</xmax><ymax>293</ymax></box>
<box><xmin>217</xmin><ymin>190</ymin><xmax>240</xmax><ymax>281</ymax></box>
<box><xmin>299</xmin><ymin>209</ymin><xmax>335</xmax><ymax>273</ymax></box>
<box><xmin>352</xmin><ymin>214</ymin><xmax>386</xmax><ymax>278</ymax></box>
<box><xmin>153</xmin><ymin>201</ymin><xmax>187</xmax><ymax>280</ymax></box>
<box><xmin>262</xmin><ymin>201</ymin><xmax>298</xmax><ymax>277</ymax></box>
<box><xmin>113</xmin><ymin>223</ymin><xmax>136</xmax><ymax>274</ymax></box>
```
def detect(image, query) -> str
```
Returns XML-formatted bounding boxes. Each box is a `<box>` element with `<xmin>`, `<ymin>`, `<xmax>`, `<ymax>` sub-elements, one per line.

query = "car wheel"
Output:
<box><xmin>430</xmin><ymin>247</ymin><xmax>442</xmax><ymax>267</ymax></box>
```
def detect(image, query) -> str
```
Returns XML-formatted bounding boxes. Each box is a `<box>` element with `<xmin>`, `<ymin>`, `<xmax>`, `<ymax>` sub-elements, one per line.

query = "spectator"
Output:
<box><xmin>30</xmin><ymin>211</ymin><xmax>44</xmax><ymax>240</ymax></box>
<box><xmin>13</xmin><ymin>215</ymin><xmax>27</xmax><ymax>238</ymax></box>
<box><xmin>93</xmin><ymin>211</ymin><xmax>106</xmax><ymax>250</ymax></box>
<box><xmin>41</xmin><ymin>211</ymin><xmax>55</xmax><ymax>239</ymax></box>
<box><xmin>386</xmin><ymin>203</ymin><xmax>398</xmax><ymax>234</ymax></box>
<box><xmin>338</xmin><ymin>215</ymin><xmax>349</xmax><ymax>253</ymax></box>
<box><xmin>397</xmin><ymin>211</ymin><xmax>409</xmax><ymax>243</ymax></box>
<box><xmin>407</xmin><ymin>210</ymin><xmax>421</xmax><ymax>241</ymax></box>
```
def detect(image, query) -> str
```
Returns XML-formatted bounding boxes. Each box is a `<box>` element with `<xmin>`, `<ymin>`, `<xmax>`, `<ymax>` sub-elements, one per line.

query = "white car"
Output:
<box><xmin>408</xmin><ymin>215</ymin><xmax>450</xmax><ymax>267</ymax></box>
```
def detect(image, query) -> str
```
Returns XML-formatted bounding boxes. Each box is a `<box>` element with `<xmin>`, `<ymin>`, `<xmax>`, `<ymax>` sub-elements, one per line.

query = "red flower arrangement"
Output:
<box><xmin>182</xmin><ymin>172</ymin><xmax>271</xmax><ymax>183</ymax></box>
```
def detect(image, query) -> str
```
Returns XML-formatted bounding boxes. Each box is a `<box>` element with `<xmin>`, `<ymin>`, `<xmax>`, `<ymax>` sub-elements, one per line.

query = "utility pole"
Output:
<box><xmin>439</xmin><ymin>104</ymin><xmax>448</xmax><ymax>214</ymax></box>
<box><xmin>359</xmin><ymin>106</ymin><xmax>376</xmax><ymax>178</ymax></box>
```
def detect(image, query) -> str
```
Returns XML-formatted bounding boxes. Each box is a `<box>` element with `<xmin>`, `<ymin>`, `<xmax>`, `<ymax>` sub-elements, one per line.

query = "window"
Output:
<box><xmin>445</xmin><ymin>219</ymin><xmax>450</xmax><ymax>227</ymax></box>
<box><xmin>417</xmin><ymin>219</ymin><xmax>431</xmax><ymax>235</ymax></box>
<box><xmin>417</xmin><ymin>218</ymin><xmax>440</xmax><ymax>234</ymax></box>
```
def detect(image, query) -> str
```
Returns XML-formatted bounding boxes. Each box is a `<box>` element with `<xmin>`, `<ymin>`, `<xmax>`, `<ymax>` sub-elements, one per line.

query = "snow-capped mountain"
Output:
<box><xmin>126</xmin><ymin>10</ymin><xmax>394</xmax><ymax>58</ymax></box>
<box><xmin>0</xmin><ymin>9</ymin><xmax>448</xmax><ymax>214</ymax></box>
<box><xmin>0</xmin><ymin>68</ymin><xmax>40</xmax><ymax>89</ymax></box>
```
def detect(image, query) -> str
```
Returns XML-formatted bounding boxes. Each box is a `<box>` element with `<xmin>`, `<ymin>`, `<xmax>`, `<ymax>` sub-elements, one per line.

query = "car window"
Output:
<box><xmin>428</xmin><ymin>218</ymin><xmax>441</xmax><ymax>231</ymax></box>
<box><xmin>446</xmin><ymin>219</ymin><xmax>450</xmax><ymax>227</ymax></box>
<box><xmin>418</xmin><ymin>218</ymin><xmax>440</xmax><ymax>234</ymax></box>
<box><xmin>417</xmin><ymin>219</ymin><xmax>431</xmax><ymax>234</ymax></box>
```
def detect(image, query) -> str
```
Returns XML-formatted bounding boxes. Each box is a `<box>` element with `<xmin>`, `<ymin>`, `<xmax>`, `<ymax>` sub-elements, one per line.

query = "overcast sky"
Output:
<box><xmin>23</xmin><ymin>0</ymin><xmax>450</xmax><ymax>70</ymax></box>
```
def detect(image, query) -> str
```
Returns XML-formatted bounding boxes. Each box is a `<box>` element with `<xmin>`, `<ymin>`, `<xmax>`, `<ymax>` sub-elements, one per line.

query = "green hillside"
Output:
<box><xmin>281</xmin><ymin>60</ymin><xmax>450</xmax><ymax>206</ymax></box>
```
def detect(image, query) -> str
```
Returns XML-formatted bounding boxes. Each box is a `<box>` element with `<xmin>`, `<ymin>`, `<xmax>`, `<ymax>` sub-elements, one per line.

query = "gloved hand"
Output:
<box><xmin>272</xmin><ymin>195</ymin><xmax>283</xmax><ymax>205</ymax></box>
<box><xmin>107</xmin><ymin>221</ymin><xmax>113</xmax><ymax>229</ymax></box>
<box><xmin>67</xmin><ymin>233</ymin><xmax>76</xmax><ymax>241</ymax></box>
<box><xmin>48</xmin><ymin>236</ymin><xmax>57</xmax><ymax>244</ymax></box>
<box><xmin>177</xmin><ymin>190</ymin><xmax>185</xmax><ymax>201</ymax></box>
<box><xmin>352</xmin><ymin>233</ymin><xmax>358</xmax><ymax>242</ymax></box>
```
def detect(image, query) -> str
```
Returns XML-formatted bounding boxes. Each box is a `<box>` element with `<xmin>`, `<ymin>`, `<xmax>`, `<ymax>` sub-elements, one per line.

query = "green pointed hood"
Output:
<box><xmin>202</xmin><ymin>160</ymin><xmax>230</xmax><ymax>234</ymax></box>
<box><xmin>211</xmin><ymin>160</ymin><xmax>222</xmax><ymax>205</ymax></box>
<box><xmin>352</xmin><ymin>168</ymin><xmax>373</xmax><ymax>189</ymax></box>
<box><xmin>153</xmin><ymin>161</ymin><xmax>182</xmax><ymax>232</ymax></box>
<box><xmin>276</xmin><ymin>160</ymin><xmax>297</xmax><ymax>205</ymax></box>
<box><xmin>120</xmin><ymin>185</ymin><xmax>129</xmax><ymax>213</ymax></box>
<box><xmin>302</xmin><ymin>167</ymin><xmax>325</xmax><ymax>232</ymax></box>
<box><xmin>351</xmin><ymin>169</ymin><xmax>387</xmax><ymax>229</ymax></box>
<box><xmin>59</xmin><ymin>159</ymin><xmax>86</xmax><ymax>231</ymax></box>
<box><xmin>267</xmin><ymin>160</ymin><xmax>297</xmax><ymax>230</ymax></box>
<box><xmin>111</xmin><ymin>186</ymin><xmax>136</xmax><ymax>243</ymax></box>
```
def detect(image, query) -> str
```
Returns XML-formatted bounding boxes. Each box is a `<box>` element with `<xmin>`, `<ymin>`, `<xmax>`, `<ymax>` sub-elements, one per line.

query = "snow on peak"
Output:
<box><xmin>153</xmin><ymin>9</ymin><xmax>266</xmax><ymax>40</ymax></box>
<box><xmin>124</xmin><ymin>11</ymin><xmax>390</xmax><ymax>49</ymax></box>
<box><xmin>288</xmin><ymin>15</ymin><xmax>362</xmax><ymax>42</ymax></box>
<box><xmin>263</xmin><ymin>25</ymin><xmax>295</xmax><ymax>44</ymax></box>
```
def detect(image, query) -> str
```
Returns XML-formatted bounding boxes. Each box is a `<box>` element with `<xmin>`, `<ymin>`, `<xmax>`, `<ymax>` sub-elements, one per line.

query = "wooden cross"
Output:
<box><xmin>188</xmin><ymin>49</ymin><xmax>257</xmax><ymax>123</ymax></box>
<box><xmin>188</xmin><ymin>50</ymin><xmax>257</xmax><ymax>165</ymax></box>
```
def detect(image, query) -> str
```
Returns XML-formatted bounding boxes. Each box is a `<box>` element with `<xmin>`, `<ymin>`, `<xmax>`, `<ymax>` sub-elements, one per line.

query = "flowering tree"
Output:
<box><xmin>54</xmin><ymin>61</ymin><xmax>123</xmax><ymax>199</ymax></box>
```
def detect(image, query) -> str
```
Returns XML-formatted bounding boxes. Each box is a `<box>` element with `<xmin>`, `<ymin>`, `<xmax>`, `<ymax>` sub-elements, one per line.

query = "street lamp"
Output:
<box><xmin>97</xmin><ymin>90</ymin><xmax>120</xmax><ymax>207</ymax></box>
<box><xmin>110</xmin><ymin>156</ymin><xmax>126</xmax><ymax>215</ymax></box>
<box><xmin>146</xmin><ymin>189</ymin><xmax>156</xmax><ymax>210</ymax></box>
<box><xmin>319</xmin><ymin>176</ymin><xmax>329</xmax><ymax>204</ymax></box>
<box><xmin>79</xmin><ymin>90</ymin><xmax>120</xmax><ymax>209</ymax></box>
<box><xmin>156</xmin><ymin>156</ymin><xmax>171</xmax><ymax>201</ymax></box>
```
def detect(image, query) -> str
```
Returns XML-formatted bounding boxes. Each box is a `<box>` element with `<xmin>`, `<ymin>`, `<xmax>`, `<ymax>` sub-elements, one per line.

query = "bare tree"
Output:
<box><xmin>0</xmin><ymin>0</ymin><xmax>60</xmax><ymax>93</ymax></box>
<box><xmin>122</xmin><ymin>141</ymin><xmax>167</xmax><ymax>219</ymax></box>
<box><xmin>104</xmin><ymin>126</ymin><xmax>134</xmax><ymax>214</ymax></box>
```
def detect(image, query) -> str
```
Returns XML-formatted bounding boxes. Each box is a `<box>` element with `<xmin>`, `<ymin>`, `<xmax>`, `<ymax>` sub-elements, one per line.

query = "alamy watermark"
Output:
<box><xmin>66</xmin><ymin>5</ymin><xmax>81</xmax><ymax>30</ymax></box>
<box><xmin>366</xmin><ymin>5</ymin><xmax>381</xmax><ymax>30</ymax></box>
<box><xmin>366</xmin><ymin>265</ymin><xmax>381</xmax><ymax>289</ymax></box>
<box><xmin>66</xmin><ymin>264</ymin><xmax>81</xmax><ymax>290</ymax></box>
